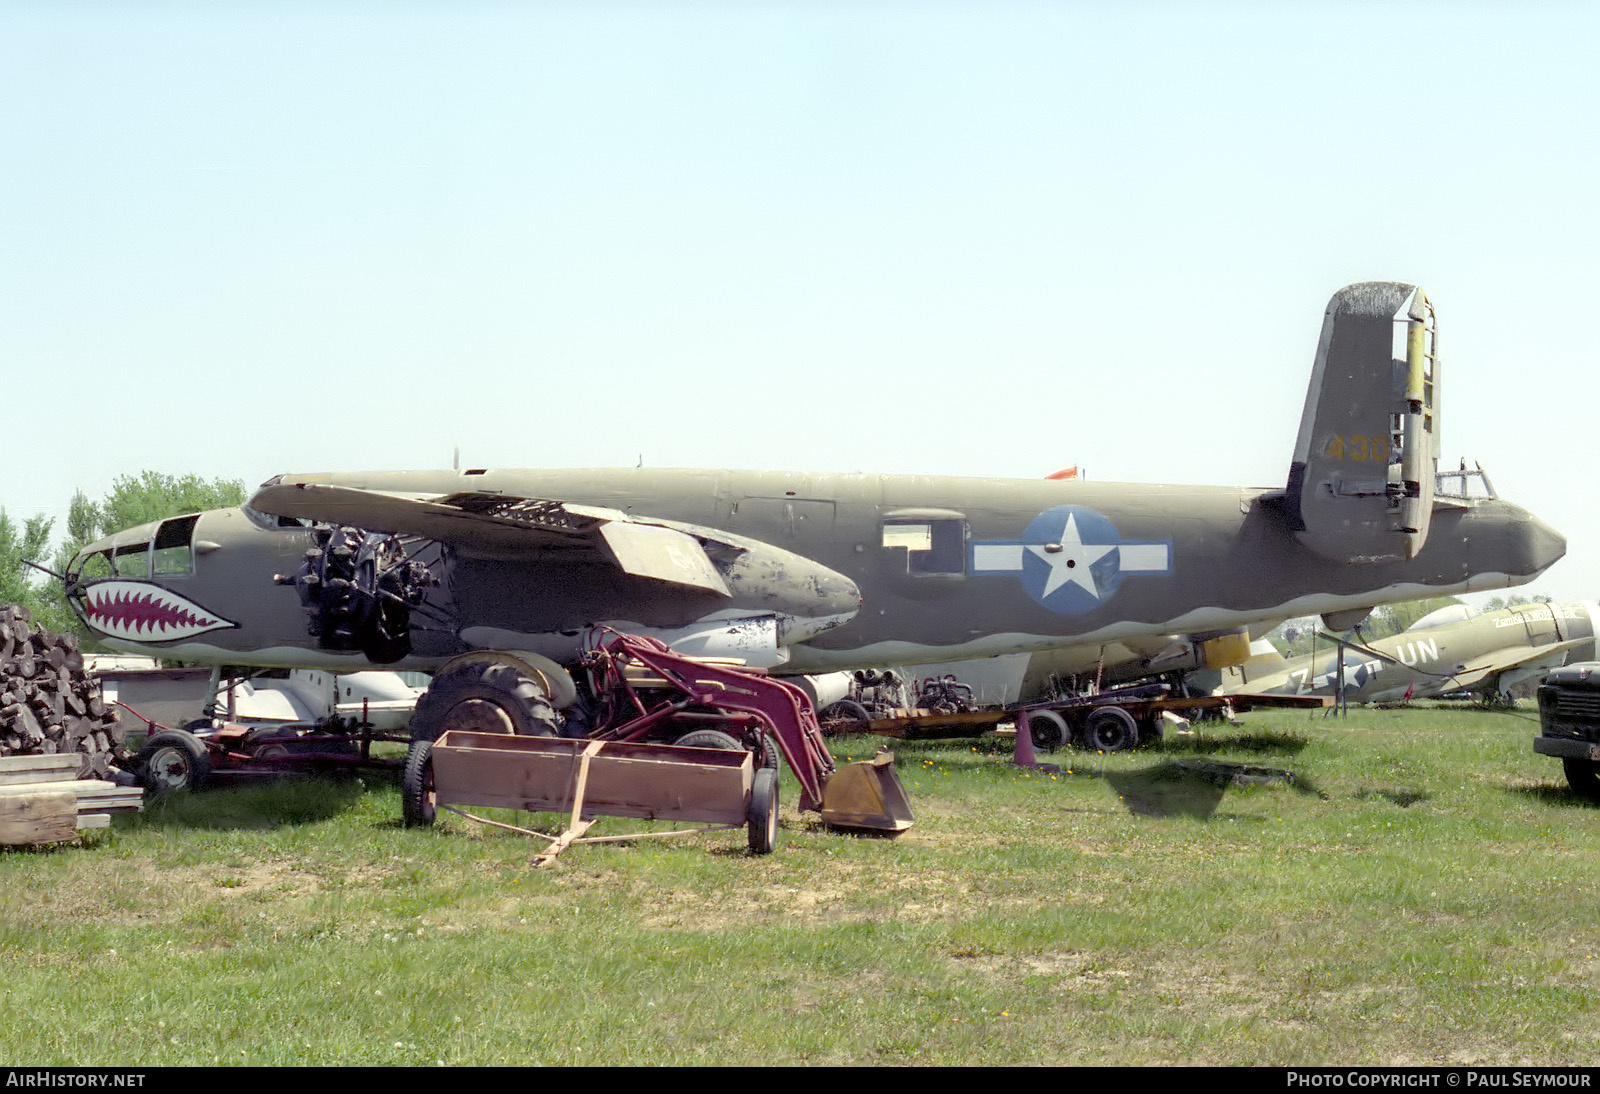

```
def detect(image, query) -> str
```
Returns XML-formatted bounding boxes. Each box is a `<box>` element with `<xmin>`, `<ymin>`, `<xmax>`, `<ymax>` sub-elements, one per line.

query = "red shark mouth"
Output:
<box><xmin>80</xmin><ymin>581</ymin><xmax>236</xmax><ymax>642</ymax></box>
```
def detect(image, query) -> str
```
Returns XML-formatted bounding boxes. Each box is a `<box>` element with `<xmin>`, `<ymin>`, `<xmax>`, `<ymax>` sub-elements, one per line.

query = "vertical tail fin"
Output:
<box><xmin>1285</xmin><ymin>282</ymin><xmax>1439</xmax><ymax>562</ymax></box>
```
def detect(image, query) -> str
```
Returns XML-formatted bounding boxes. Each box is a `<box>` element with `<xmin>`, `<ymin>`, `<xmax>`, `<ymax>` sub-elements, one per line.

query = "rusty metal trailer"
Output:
<box><xmin>407</xmin><ymin>730</ymin><xmax>781</xmax><ymax>862</ymax></box>
<box><xmin>845</xmin><ymin>686</ymin><xmax>1329</xmax><ymax>753</ymax></box>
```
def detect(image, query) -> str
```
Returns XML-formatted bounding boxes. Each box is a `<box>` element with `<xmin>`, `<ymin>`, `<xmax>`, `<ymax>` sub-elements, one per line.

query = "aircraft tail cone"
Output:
<box><xmin>819</xmin><ymin>752</ymin><xmax>915</xmax><ymax>834</ymax></box>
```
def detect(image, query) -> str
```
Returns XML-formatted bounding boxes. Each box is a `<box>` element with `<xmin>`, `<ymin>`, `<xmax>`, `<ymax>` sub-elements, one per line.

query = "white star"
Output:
<box><xmin>1026</xmin><ymin>514</ymin><xmax>1114</xmax><ymax>599</ymax></box>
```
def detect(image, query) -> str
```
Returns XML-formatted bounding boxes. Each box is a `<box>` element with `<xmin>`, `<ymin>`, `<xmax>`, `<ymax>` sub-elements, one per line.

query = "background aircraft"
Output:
<box><xmin>62</xmin><ymin>283</ymin><xmax>1565</xmax><ymax>740</ymax></box>
<box><xmin>1212</xmin><ymin>601</ymin><xmax>1599</xmax><ymax>704</ymax></box>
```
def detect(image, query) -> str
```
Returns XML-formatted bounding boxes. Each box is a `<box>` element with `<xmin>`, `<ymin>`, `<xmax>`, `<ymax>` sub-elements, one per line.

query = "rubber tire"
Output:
<box><xmin>136</xmin><ymin>730</ymin><xmax>212</xmax><ymax>793</ymax></box>
<box><xmin>409</xmin><ymin>657</ymin><xmax>560</xmax><ymax>742</ymax></box>
<box><xmin>1563</xmin><ymin>757</ymin><xmax>1600</xmax><ymax>802</ymax></box>
<box><xmin>401</xmin><ymin>739</ymin><xmax>437</xmax><ymax>827</ymax></box>
<box><xmin>1083</xmin><ymin>706</ymin><xmax>1140</xmax><ymax>752</ymax></box>
<box><xmin>757</xmin><ymin>732</ymin><xmax>781</xmax><ymax>771</ymax></box>
<box><xmin>1024</xmin><ymin>709</ymin><xmax>1070</xmax><ymax>752</ymax></box>
<box><xmin>672</xmin><ymin>729</ymin><xmax>744</xmax><ymax>751</ymax></box>
<box><xmin>747</xmin><ymin>766</ymin><xmax>778</xmax><ymax>855</ymax></box>
<box><xmin>820</xmin><ymin>699</ymin><xmax>871</xmax><ymax>730</ymax></box>
<box><xmin>672</xmin><ymin>727</ymin><xmax>782</xmax><ymax>773</ymax></box>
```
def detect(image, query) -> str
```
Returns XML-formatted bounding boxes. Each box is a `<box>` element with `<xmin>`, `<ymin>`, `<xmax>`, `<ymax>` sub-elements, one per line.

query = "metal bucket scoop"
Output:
<box><xmin>819</xmin><ymin>751</ymin><xmax>915</xmax><ymax>833</ymax></box>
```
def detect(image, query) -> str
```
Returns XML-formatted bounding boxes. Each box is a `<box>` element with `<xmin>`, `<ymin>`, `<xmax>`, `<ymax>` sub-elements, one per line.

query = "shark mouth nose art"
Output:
<box><xmin>80</xmin><ymin>581</ymin><xmax>237</xmax><ymax>642</ymax></box>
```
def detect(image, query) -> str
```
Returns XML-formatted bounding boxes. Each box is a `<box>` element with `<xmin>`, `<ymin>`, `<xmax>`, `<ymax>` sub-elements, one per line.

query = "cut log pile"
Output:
<box><xmin>0</xmin><ymin>604</ymin><xmax>131</xmax><ymax>778</ymax></box>
<box><xmin>0</xmin><ymin>754</ymin><xmax>142</xmax><ymax>845</ymax></box>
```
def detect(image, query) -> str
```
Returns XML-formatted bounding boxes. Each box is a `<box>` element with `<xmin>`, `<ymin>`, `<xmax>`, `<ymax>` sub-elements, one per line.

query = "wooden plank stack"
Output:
<box><xmin>0</xmin><ymin>604</ymin><xmax>130</xmax><ymax>778</ymax></box>
<box><xmin>0</xmin><ymin>754</ymin><xmax>142</xmax><ymax>845</ymax></box>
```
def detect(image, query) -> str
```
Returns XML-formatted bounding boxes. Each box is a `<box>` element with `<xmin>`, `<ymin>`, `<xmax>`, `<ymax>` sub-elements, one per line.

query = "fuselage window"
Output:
<box><xmin>882</xmin><ymin>519</ymin><xmax>966</xmax><ymax>575</ymax></box>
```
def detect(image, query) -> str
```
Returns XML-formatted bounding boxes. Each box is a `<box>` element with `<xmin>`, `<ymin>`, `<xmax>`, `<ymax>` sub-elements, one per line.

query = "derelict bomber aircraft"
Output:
<box><xmin>1212</xmin><ymin>600</ymin><xmax>1600</xmax><ymax>706</ymax></box>
<box><xmin>64</xmin><ymin>283</ymin><xmax>1564</xmax><ymax>739</ymax></box>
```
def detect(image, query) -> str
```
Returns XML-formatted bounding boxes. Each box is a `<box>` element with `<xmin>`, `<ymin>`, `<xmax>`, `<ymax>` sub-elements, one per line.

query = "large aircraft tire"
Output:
<box><xmin>1083</xmin><ymin>705</ymin><xmax>1140</xmax><ymax>753</ymax></box>
<box><xmin>1562</xmin><ymin>757</ymin><xmax>1600</xmax><ymax>802</ymax></box>
<box><xmin>409</xmin><ymin>655</ymin><xmax>560</xmax><ymax>742</ymax></box>
<box><xmin>401</xmin><ymin>739</ymin><xmax>437</xmax><ymax>827</ymax></box>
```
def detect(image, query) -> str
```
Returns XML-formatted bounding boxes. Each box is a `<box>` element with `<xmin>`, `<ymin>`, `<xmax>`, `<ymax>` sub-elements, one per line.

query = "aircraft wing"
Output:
<box><xmin>1445</xmin><ymin>638</ymin><xmax>1590</xmax><ymax>692</ymax></box>
<box><xmin>249</xmin><ymin>483</ymin><xmax>732</xmax><ymax>596</ymax></box>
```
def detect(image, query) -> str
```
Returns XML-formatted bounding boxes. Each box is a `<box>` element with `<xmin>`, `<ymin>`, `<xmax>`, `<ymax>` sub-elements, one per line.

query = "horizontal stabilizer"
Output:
<box><xmin>1286</xmin><ymin>282</ymin><xmax>1439</xmax><ymax>563</ymax></box>
<box><xmin>249</xmin><ymin>483</ymin><xmax>731</xmax><ymax>596</ymax></box>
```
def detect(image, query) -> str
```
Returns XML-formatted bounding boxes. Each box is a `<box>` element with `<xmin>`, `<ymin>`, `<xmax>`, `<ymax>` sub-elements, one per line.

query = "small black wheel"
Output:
<box><xmin>1563</xmin><ymin>757</ymin><xmax>1600</xmax><ymax>802</ymax></box>
<box><xmin>672</xmin><ymin>729</ymin><xmax>744</xmax><ymax>751</ymax></box>
<box><xmin>1024</xmin><ymin>709</ymin><xmax>1069</xmax><ymax>752</ymax></box>
<box><xmin>1084</xmin><ymin>706</ymin><xmax>1139</xmax><ymax>752</ymax></box>
<box><xmin>252</xmin><ymin>742</ymin><xmax>293</xmax><ymax>767</ymax></box>
<box><xmin>820</xmin><ymin>699</ymin><xmax>871</xmax><ymax>733</ymax></box>
<box><xmin>673</xmin><ymin>727</ymin><xmax>781</xmax><ymax>771</ymax></box>
<box><xmin>401</xmin><ymin>739</ymin><xmax>437</xmax><ymax>827</ymax></box>
<box><xmin>136</xmin><ymin>730</ymin><xmax>212</xmax><ymax>793</ymax></box>
<box><xmin>747</xmin><ymin>766</ymin><xmax>779</xmax><ymax>854</ymax></box>
<box><xmin>757</xmin><ymin>732</ymin><xmax>782</xmax><ymax>771</ymax></box>
<box><xmin>410</xmin><ymin>655</ymin><xmax>561</xmax><ymax>742</ymax></box>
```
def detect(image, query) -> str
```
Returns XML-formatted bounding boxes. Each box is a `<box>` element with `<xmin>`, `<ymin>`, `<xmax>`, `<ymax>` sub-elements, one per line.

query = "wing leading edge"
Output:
<box><xmin>249</xmin><ymin>482</ymin><xmax>732</xmax><ymax>596</ymax></box>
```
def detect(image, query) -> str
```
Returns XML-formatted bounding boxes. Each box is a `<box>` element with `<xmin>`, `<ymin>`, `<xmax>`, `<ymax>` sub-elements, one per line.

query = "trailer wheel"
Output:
<box><xmin>253</xmin><ymin>742</ymin><xmax>293</xmax><ymax>768</ymax></box>
<box><xmin>410</xmin><ymin>655</ymin><xmax>560</xmax><ymax>742</ymax></box>
<box><xmin>1024</xmin><ymin>709</ymin><xmax>1070</xmax><ymax>752</ymax></box>
<box><xmin>1084</xmin><ymin>706</ymin><xmax>1139</xmax><ymax>752</ymax></box>
<box><xmin>1562</xmin><ymin>757</ymin><xmax>1600</xmax><ymax>802</ymax></box>
<box><xmin>747</xmin><ymin>766</ymin><xmax>779</xmax><ymax>854</ymax></box>
<box><xmin>819</xmin><ymin>700</ymin><xmax>870</xmax><ymax>733</ymax></box>
<box><xmin>136</xmin><ymin>730</ymin><xmax>212</xmax><ymax>793</ymax></box>
<box><xmin>401</xmin><ymin>739</ymin><xmax>437</xmax><ymax>827</ymax></box>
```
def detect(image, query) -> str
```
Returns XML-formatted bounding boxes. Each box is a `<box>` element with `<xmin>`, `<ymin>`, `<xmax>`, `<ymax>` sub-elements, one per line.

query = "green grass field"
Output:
<box><xmin>3</xmin><ymin>704</ymin><xmax>1597</xmax><ymax>1066</ymax></box>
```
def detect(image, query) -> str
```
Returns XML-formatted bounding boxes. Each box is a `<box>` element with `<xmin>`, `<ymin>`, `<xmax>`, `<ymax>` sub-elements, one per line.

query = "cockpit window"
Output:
<box><xmin>1436</xmin><ymin>466</ymin><xmax>1496</xmax><ymax>501</ymax></box>
<box><xmin>77</xmin><ymin>551</ymin><xmax>114</xmax><ymax>580</ymax></box>
<box><xmin>153</xmin><ymin>515</ymin><xmax>199</xmax><ymax>575</ymax></box>
<box><xmin>241</xmin><ymin>504</ymin><xmax>311</xmax><ymax>530</ymax></box>
<box><xmin>112</xmin><ymin>542</ymin><xmax>149</xmax><ymax>578</ymax></box>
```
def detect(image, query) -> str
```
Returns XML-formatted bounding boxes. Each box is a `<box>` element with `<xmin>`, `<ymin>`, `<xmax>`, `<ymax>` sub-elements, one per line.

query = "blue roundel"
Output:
<box><xmin>968</xmin><ymin>505</ymin><xmax>1174</xmax><ymax>615</ymax></box>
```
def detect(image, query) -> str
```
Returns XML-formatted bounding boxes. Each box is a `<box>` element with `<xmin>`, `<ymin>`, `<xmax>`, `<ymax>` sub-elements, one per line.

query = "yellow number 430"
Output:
<box><xmin>1324</xmin><ymin>434</ymin><xmax>1389</xmax><ymax>461</ymax></box>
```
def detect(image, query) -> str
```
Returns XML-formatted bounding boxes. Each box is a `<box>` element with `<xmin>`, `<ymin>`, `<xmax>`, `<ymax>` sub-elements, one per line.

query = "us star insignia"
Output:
<box><xmin>969</xmin><ymin>506</ymin><xmax>1173</xmax><ymax>614</ymax></box>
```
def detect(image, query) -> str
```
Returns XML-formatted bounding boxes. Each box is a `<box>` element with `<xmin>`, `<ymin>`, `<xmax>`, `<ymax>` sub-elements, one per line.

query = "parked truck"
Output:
<box><xmin>1535</xmin><ymin>663</ymin><xmax>1600</xmax><ymax>799</ymax></box>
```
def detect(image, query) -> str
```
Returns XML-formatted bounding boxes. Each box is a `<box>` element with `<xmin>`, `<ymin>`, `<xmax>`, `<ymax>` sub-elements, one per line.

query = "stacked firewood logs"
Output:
<box><xmin>0</xmin><ymin>605</ymin><xmax>128</xmax><ymax>777</ymax></box>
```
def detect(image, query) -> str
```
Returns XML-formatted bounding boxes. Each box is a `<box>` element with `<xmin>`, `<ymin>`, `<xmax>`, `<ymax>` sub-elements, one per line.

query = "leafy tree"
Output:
<box><xmin>1479</xmin><ymin>593</ymin><xmax>1552</xmax><ymax>612</ymax></box>
<box><xmin>0</xmin><ymin>508</ymin><xmax>69</xmax><ymax>632</ymax></box>
<box><xmin>1365</xmin><ymin>596</ymin><xmax>1465</xmax><ymax>640</ymax></box>
<box><xmin>86</xmin><ymin>472</ymin><xmax>246</xmax><ymax>542</ymax></box>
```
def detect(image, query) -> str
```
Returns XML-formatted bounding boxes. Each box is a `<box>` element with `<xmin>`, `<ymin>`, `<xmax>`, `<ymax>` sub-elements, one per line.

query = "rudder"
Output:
<box><xmin>1285</xmin><ymin>282</ymin><xmax>1439</xmax><ymax>563</ymax></box>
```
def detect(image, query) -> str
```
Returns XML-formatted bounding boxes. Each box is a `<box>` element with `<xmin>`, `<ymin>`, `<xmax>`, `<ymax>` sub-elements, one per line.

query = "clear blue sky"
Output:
<box><xmin>4</xmin><ymin>1</ymin><xmax>1595</xmax><ymax>604</ymax></box>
